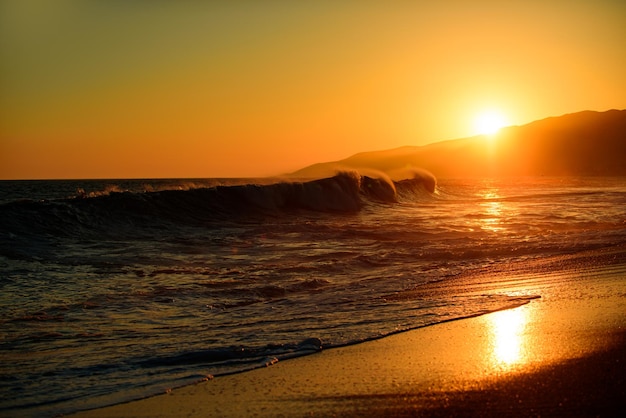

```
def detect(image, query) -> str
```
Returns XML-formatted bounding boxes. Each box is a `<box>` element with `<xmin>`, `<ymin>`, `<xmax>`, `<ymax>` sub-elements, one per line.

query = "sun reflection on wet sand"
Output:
<box><xmin>489</xmin><ymin>307</ymin><xmax>529</xmax><ymax>368</ymax></box>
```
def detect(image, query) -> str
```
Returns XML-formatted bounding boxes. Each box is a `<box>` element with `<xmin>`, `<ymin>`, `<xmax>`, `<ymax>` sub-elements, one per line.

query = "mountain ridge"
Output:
<box><xmin>290</xmin><ymin>109</ymin><xmax>626</xmax><ymax>179</ymax></box>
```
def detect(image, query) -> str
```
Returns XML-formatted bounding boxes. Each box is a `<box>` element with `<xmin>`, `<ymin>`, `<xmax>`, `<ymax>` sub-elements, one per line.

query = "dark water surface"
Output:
<box><xmin>1</xmin><ymin>175</ymin><xmax>625</xmax><ymax>417</ymax></box>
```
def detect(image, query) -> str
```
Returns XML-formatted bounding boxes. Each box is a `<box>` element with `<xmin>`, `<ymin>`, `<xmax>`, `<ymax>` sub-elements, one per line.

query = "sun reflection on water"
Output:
<box><xmin>477</xmin><ymin>187</ymin><xmax>506</xmax><ymax>233</ymax></box>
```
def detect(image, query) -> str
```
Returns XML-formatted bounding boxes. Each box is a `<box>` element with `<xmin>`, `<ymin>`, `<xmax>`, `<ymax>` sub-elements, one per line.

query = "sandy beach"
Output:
<box><xmin>72</xmin><ymin>249</ymin><xmax>626</xmax><ymax>418</ymax></box>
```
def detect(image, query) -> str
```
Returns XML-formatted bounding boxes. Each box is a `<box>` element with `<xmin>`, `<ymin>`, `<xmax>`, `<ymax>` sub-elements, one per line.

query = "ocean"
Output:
<box><xmin>1</xmin><ymin>174</ymin><xmax>625</xmax><ymax>417</ymax></box>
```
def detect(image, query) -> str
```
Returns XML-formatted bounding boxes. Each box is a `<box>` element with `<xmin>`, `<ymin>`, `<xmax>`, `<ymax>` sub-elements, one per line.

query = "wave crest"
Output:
<box><xmin>0</xmin><ymin>172</ymin><xmax>437</xmax><ymax>254</ymax></box>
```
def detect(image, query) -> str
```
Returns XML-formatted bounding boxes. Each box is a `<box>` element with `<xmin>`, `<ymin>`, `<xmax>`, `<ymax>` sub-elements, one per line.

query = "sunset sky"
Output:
<box><xmin>1</xmin><ymin>1</ymin><xmax>625</xmax><ymax>179</ymax></box>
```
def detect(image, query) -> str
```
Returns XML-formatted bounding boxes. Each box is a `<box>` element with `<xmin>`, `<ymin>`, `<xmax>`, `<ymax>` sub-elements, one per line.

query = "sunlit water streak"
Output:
<box><xmin>0</xmin><ymin>176</ymin><xmax>625</xmax><ymax>416</ymax></box>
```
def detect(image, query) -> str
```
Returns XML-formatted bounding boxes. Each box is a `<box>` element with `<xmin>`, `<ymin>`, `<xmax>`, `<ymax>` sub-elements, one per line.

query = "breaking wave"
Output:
<box><xmin>1</xmin><ymin>172</ymin><xmax>434</xmax><ymax>230</ymax></box>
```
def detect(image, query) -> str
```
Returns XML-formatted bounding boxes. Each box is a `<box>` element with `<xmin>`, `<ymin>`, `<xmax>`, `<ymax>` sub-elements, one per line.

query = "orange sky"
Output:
<box><xmin>1</xmin><ymin>1</ymin><xmax>625</xmax><ymax>179</ymax></box>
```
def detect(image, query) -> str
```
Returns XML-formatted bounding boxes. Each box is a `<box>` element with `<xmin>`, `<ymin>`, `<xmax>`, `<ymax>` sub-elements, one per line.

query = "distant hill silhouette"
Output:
<box><xmin>291</xmin><ymin>109</ymin><xmax>626</xmax><ymax>179</ymax></box>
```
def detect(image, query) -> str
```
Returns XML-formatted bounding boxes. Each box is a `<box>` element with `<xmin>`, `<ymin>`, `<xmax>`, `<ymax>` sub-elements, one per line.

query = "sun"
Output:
<box><xmin>474</xmin><ymin>110</ymin><xmax>508</xmax><ymax>135</ymax></box>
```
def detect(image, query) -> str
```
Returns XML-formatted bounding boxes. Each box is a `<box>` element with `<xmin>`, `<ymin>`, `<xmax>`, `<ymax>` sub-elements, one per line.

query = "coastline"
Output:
<box><xmin>72</xmin><ymin>251</ymin><xmax>626</xmax><ymax>418</ymax></box>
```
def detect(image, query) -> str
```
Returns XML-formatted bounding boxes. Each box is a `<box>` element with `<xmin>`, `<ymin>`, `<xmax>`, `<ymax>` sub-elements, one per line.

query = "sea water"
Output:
<box><xmin>1</xmin><ymin>175</ymin><xmax>625</xmax><ymax>417</ymax></box>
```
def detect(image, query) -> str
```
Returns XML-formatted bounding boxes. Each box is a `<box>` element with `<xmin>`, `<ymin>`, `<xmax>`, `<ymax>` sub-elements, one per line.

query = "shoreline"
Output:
<box><xmin>71</xmin><ymin>258</ymin><xmax>626</xmax><ymax>418</ymax></box>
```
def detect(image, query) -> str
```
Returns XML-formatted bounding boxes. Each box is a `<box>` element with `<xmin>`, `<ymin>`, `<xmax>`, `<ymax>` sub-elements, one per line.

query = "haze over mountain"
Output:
<box><xmin>291</xmin><ymin>110</ymin><xmax>626</xmax><ymax>179</ymax></box>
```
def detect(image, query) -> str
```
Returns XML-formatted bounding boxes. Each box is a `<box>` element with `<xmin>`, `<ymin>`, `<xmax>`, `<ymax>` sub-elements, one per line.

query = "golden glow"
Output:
<box><xmin>489</xmin><ymin>307</ymin><xmax>528</xmax><ymax>366</ymax></box>
<box><xmin>474</xmin><ymin>110</ymin><xmax>508</xmax><ymax>135</ymax></box>
<box><xmin>1</xmin><ymin>2</ymin><xmax>625</xmax><ymax>179</ymax></box>
<box><xmin>479</xmin><ymin>187</ymin><xmax>504</xmax><ymax>232</ymax></box>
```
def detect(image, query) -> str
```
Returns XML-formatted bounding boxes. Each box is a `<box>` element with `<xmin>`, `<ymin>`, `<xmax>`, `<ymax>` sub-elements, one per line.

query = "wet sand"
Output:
<box><xmin>72</xmin><ymin>254</ymin><xmax>626</xmax><ymax>417</ymax></box>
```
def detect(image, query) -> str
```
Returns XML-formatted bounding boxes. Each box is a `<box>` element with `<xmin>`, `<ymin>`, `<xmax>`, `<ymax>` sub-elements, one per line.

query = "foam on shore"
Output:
<box><xmin>71</xmin><ymin>247</ymin><xmax>626</xmax><ymax>417</ymax></box>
